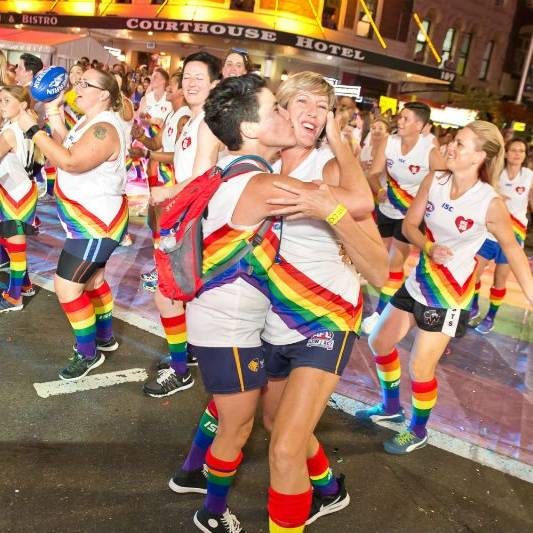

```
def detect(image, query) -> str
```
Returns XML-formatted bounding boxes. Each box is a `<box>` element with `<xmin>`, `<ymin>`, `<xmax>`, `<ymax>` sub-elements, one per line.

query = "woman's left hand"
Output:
<box><xmin>266</xmin><ymin>181</ymin><xmax>337</xmax><ymax>221</ymax></box>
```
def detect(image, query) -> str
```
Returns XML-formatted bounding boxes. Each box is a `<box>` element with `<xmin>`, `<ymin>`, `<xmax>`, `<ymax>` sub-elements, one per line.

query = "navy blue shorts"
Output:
<box><xmin>56</xmin><ymin>238</ymin><xmax>119</xmax><ymax>283</ymax></box>
<box><xmin>264</xmin><ymin>331</ymin><xmax>357</xmax><ymax>379</ymax></box>
<box><xmin>189</xmin><ymin>344</ymin><xmax>267</xmax><ymax>394</ymax></box>
<box><xmin>376</xmin><ymin>209</ymin><xmax>409</xmax><ymax>243</ymax></box>
<box><xmin>477</xmin><ymin>238</ymin><xmax>509</xmax><ymax>265</ymax></box>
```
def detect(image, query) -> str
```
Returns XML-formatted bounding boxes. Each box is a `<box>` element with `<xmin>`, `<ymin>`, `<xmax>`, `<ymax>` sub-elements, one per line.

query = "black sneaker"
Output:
<box><xmin>96</xmin><ymin>336</ymin><xmax>119</xmax><ymax>352</ymax></box>
<box><xmin>58</xmin><ymin>351</ymin><xmax>105</xmax><ymax>381</ymax></box>
<box><xmin>169</xmin><ymin>464</ymin><xmax>208</xmax><ymax>494</ymax></box>
<box><xmin>143</xmin><ymin>368</ymin><xmax>194</xmax><ymax>397</ymax></box>
<box><xmin>193</xmin><ymin>507</ymin><xmax>244</xmax><ymax>533</ymax></box>
<box><xmin>157</xmin><ymin>352</ymin><xmax>198</xmax><ymax>370</ymax></box>
<box><xmin>306</xmin><ymin>474</ymin><xmax>350</xmax><ymax>525</ymax></box>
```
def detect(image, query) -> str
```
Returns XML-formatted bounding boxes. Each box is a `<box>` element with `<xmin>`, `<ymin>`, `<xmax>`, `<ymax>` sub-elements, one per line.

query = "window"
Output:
<box><xmin>230</xmin><ymin>0</ymin><xmax>255</xmax><ymax>11</ymax></box>
<box><xmin>456</xmin><ymin>33</ymin><xmax>472</xmax><ymax>75</ymax></box>
<box><xmin>322</xmin><ymin>0</ymin><xmax>340</xmax><ymax>30</ymax></box>
<box><xmin>479</xmin><ymin>40</ymin><xmax>494</xmax><ymax>80</ymax></box>
<box><xmin>440</xmin><ymin>27</ymin><xmax>456</xmax><ymax>69</ymax></box>
<box><xmin>356</xmin><ymin>0</ymin><xmax>378</xmax><ymax>38</ymax></box>
<box><xmin>414</xmin><ymin>19</ymin><xmax>431</xmax><ymax>61</ymax></box>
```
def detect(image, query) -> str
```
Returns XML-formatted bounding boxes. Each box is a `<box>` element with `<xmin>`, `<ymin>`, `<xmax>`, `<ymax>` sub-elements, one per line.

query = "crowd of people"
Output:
<box><xmin>1</xmin><ymin>48</ymin><xmax>532</xmax><ymax>533</ymax></box>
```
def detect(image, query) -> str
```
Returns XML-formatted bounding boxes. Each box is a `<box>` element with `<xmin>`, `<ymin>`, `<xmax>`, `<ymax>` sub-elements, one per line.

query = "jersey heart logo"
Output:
<box><xmin>167</xmin><ymin>127</ymin><xmax>174</xmax><ymax>136</ymax></box>
<box><xmin>516</xmin><ymin>186</ymin><xmax>525</xmax><ymax>194</ymax></box>
<box><xmin>455</xmin><ymin>216</ymin><xmax>474</xmax><ymax>233</ymax></box>
<box><xmin>181</xmin><ymin>136</ymin><xmax>192</xmax><ymax>150</ymax></box>
<box><xmin>408</xmin><ymin>164</ymin><xmax>421</xmax><ymax>174</ymax></box>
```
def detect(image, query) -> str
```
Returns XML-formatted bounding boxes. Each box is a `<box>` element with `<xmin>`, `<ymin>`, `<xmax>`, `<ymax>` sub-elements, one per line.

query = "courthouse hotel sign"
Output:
<box><xmin>1</xmin><ymin>13</ymin><xmax>455</xmax><ymax>82</ymax></box>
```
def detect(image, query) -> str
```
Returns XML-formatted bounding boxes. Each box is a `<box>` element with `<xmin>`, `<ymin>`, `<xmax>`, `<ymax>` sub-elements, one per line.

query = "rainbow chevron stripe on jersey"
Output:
<box><xmin>510</xmin><ymin>213</ymin><xmax>527</xmax><ymax>244</ymax></box>
<box><xmin>157</xmin><ymin>162</ymin><xmax>175</xmax><ymax>187</ymax></box>
<box><xmin>386</xmin><ymin>174</ymin><xmax>415</xmax><ymax>215</ymax></box>
<box><xmin>405</xmin><ymin>174</ymin><xmax>498</xmax><ymax>310</ymax></box>
<box><xmin>55</xmin><ymin>182</ymin><xmax>128</xmax><ymax>240</ymax></box>
<box><xmin>0</xmin><ymin>181</ymin><xmax>37</xmax><ymax>224</ymax></box>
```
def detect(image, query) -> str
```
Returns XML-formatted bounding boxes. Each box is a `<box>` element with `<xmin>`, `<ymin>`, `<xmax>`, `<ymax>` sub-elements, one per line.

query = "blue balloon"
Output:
<box><xmin>30</xmin><ymin>66</ymin><xmax>68</xmax><ymax>103</ymax></box>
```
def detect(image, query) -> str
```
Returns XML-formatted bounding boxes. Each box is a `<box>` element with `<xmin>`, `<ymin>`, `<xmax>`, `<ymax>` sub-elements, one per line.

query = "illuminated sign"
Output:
<box><xmin>512</xmin><ymin>121</ymin><xmax>526</xmax><ymax>132</ymax></box>
<box><xmin>379</xmin><ymin>96</ymin><xmax>398</xmax><ymax>115</ymax></box>
<box><xmin>0</xmin><ymin>13</ymin><xmax>456</xmax><ymax>82</ymax></box>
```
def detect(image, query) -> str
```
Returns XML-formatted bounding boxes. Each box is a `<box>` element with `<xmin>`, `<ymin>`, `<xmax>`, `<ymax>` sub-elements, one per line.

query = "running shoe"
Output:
<box><xmin>141</xmin><ymin>268</ymin><xmax>158</xmax><ymax>282</ymax></box>
<box><xmin>384</xmin><ymin>430</ymin><xmax>428</xmax><ymax>455</ymax></box>
<box><xmin>96</xmin><ymin>336</ymin><xmax>119</xmax><ymax>352</ymax></box>
<box><xmin>169</xmin><ymin>465</ymin><xmax>208</xmax><ymax>495</ymax></box>
<box><xmin>0</xmin><ymin>295</ymin><xmax>23</xmax><ymax>313</ymax></box>
<box><xmin>361</xmin><ymin>312</ymin><xmax>380</xmax><ymax>335</ymax></box>
<box><xmin>193</xmin><ymin>507</ymin><xmax>244</xmax><ymax>533</ymax></box>
<box><xmin>120</xmin><ymin>233</ymin><xmax>133</xmax><ymax>247</ymax></box>
<box><xmin>157</xmin><ymin>352</ymin><xmax>198</xmax><ymax>370</ymax></box>
<box><xmin>58</xmin><ymin>351</ymin><xmax>105</xmax><ymax>381</ymax></box>
<box><xmin>142</xmin><ymin>279</ymin><xmax>157</xmax><ymax>293</ymax></box>
<box><xmin>143</xmin><ymin>368</ymin><xmax>194</xmax><ymax>397</ymax></box>
<box><xmin>475</xmin><ymin>316</ymin><xmax>494</xmax><ymax>335</ymax></box>
<box><xmin>21</xmin><ymin>285</ymin><xmax>36</xmax><ymax>297</ymax></box>
<box><xmin>468</xmin><ymin>303</ymin><xmax>479</xmax><ymax>323</ymax></box>
<box><xmin>306</xmin><ymin>474</ymin><xmax>350</xmax><ymax>525</ymax></box>
<box><xmin>354</xmin><ymin>404</ymin><xmax>405</xmax><ymax>423</ymax></box>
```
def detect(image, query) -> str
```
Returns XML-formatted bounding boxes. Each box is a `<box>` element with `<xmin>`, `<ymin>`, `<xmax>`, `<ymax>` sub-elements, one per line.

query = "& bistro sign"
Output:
<box><xmin>1</xmin><ymin>13</ymin><xmax>456</xmax><ymax>83</ymax></box>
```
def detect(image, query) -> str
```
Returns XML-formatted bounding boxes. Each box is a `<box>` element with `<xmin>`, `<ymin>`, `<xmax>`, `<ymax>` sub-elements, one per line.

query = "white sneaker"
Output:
<box><xmin>361</xmin><ymin>312</ymin><xmax>380</xmax><ymax>335</ymax></box>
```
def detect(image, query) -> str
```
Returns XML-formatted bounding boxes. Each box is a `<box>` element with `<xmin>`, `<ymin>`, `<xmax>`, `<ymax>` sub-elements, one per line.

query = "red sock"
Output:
<box><xmin>268</xmin><ymin>486</ymin><xmax>312</xmax><ymax>529</ymax></box>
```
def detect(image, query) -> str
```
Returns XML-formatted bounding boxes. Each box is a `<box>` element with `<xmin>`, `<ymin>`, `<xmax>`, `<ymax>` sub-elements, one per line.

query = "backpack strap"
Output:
<box><xmin>221</xmin><ymin>154</ymin><xmax>273</xmax><ymax>179</ymax></box>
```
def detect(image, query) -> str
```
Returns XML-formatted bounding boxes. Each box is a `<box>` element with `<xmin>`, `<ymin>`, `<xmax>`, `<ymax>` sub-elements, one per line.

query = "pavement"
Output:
<box><xmin>1</xmin><ymin>286</ymin><xmax>532</xmax><ymax>533</ymax></box>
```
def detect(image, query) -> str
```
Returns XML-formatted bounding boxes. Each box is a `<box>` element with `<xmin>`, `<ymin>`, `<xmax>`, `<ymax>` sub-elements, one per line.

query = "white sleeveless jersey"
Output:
<box><xmin>405</xmin><ymin>173</ymin><xmax>498</xmax><ymax>310</ymax></box>
<box><xmin>0</xmin><ymin>121</ymin><xmax>33</xmax><ymax>200</ymax></box>
<box><xmin>487</xmin><ymin>167</ymin><xmax>532</xmax><ymax>243</ymax></box>
<box><xmin>262</xmin><ymin>146</ymin><xmax>362</xmax><ymax>345</ymax></box>
<box><xmin>56</xmin><ymin>110</ymin><xmax>128</xmax><ymax>239</ymax></box>
<box><xmin>379</xmin><ymin>134</ymin><xmax>433</xmax><ymax>219</ymax></box>
<box><xmin>186</xmin><ymin>153</ymin><xmax>279</xmax><ymax>347</ymax></box>
<box><xmin>142</xmin><ymin>90</ymin><xmax>172</xmax><ymax>122</ymax></box>
<box><xmin>162</xmin><ymin>105</ymin><xmax>190</xmax><ymax>152</ymax></box>
<box><xmin>173</xmin><ymin>111</ymin><xmax>204</xmax><ymax>183</ymax></box>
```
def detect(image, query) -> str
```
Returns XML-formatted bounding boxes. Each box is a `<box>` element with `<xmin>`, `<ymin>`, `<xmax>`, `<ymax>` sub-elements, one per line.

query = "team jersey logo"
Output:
<box><xmin>408</xmin><ymin>164</ymin><xmax>421</xmax><ymax>174</ymax></box>
<box><xmin>455</xmin><ymin>216</ymin><xmax>474</xmax><ymax>233</ymax></box>
<box><xmin>425</xmin><ymin>201</ymin><xmax>435</xmax><ymax>216</ymax></box>
<box><xmin>167</xmin><ymin>126</ymin><xmax>174</xmax><ymax>137</ymax></box>
<box><xmin>516</xmin><ymin>186</ymin><xmax>526</xmax><ymax>194</ymax></box>
<box><xmin>306</xmin><ymin>331</ymin><xmax>335</xmax><ymax>351</ymax></box>
<box><xmin>182</xmin><ymin>136</ymin><xmax>192</xmax><ymax>150</ymax></box>
<box><xmin>386</xmin><ymin>158</ymin><xmax>393</xmax><ymax>168</ymax></box>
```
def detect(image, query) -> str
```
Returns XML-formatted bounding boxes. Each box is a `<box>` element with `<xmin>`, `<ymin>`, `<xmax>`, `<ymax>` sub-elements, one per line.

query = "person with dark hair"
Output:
<box><xmin>222</xmin><ymin>48</ymin><xmax>252</xmax><ymax>78</ymax></box>
<box><xmin>15</xmin><ymin>53</ymin><xmax>43</xmax><ymax>86</ymax></box>
<box><xmin>358</xmin><ymin>121</ymin><xmax>533</xmax><ymax>454</ymax></box>
<box><xmin>18</xmin><ymin>69</ymin><xmax>128</xmax><ymax>380</ymax></box>
<box><xmin>360</xmin><ymin>101</ymin><xmax>446</xmax><ymax>337</ymax></box>
<box><xmin>471</xmin><ymin>137</ymin><xmax>533</xmax><ymax>333</ymax></box>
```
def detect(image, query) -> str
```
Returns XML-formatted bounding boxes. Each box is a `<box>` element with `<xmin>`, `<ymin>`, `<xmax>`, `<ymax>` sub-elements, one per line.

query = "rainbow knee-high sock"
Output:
<box><xmin>375</xmin><ymin>348</ymin><xmax>401</xmax><ymax>414</ymax></box>
<box><xmin>161</xmin><ymin>314</ymin><xmax>187</xmax><ymax>375</ymax></box>
<box><xmin>204</xmin><ymin>448</ymin><xmax>242</xmax><ymax>516</ymax></box>
<box><xmin>268</xmin><ymin>487</ymin><xmax>313</xmax><ymax>533</ymax></box>
<box><xmin>3</xmin><ymin>240</ymin><xmax>27</xmax><ymax>303</ymax></box>
<box><xmin>307</xmin><ymin>444</ymin><xmax>338</xmax><ymax>497</ymax></box>
<box><xmin>182</xmin><ymin>400</ymin><xmax>218</xmax><ymax>472</ymax></box>
<box><xmin>86</xmin><ymin>281</ymin><xmax>114</xmax><ymax>342</ymax></box>
<box><xmin>409</xmin><ymin>378</ymin><xmax>438</xmax><ymax>438</ymax></box>
<box><xmin>376</xmin><ymin>271</ymin><xmax>404</xmax><ymax>314</ymax></box>
<box><xmin>60</xmin><ymin>293</ymin><xmax>97</xmax><ymax>358</ymax></box>
<box><xmin>486</xmin><ymin>287</ymin><xmax>506</xmax><ymax>320</ymax></box>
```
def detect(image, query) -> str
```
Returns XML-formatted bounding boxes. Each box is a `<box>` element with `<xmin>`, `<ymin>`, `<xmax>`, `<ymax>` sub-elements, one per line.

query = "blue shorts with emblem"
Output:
<box><xmin>189</xmin><ymin>344</ymin><xmax>267</xmax><ymax>394</ymax></box>
<box><xmin>264</xmin><ymin>331</ymin><xmax>357</xmax><ymax>379</ymax></box>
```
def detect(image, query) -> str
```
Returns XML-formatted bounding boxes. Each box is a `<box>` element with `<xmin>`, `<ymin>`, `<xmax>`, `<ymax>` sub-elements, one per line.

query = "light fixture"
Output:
<box><xmin>148</xmin><ymin>31</ymin><xmax>154</xmax><ymax>36</ymax></box>
<box><xmin>280</xmin><ymin>70</ymin><xmax>289</xmax><ymax>81</ymax></box>
<box><xmin>263</xmin><ymin>57</ymin><xmax>273</xmax><ymax>78</ymax></box>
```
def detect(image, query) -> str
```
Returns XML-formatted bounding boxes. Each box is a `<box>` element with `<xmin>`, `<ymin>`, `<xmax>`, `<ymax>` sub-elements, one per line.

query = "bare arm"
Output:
<box><xmin>131</xmin><ymin>121</ymin><xmax>162</xmax><ymax>151</ymax></box>
<box><xmin>366</xmin><ymin>137</ymin><xmax>387</xmax><ymax>198</ymax></box>
<box><xmin>487</xmin><ymin>197</ymin><xmax>533</xmax><ymax>305</ymax></box>
<box><xmin>0</xmin><ymin>129</ymin><xmax>15</xmax><ymax>159</ymax></box>
<box><xmin>265</xmin><ymin>182</ymin><xmax>388</xmax><ymax>286</ymax></box>
<box><xmin>429</xmin><ymin>145</ymin><xmax>447</xmax><ymax>171</ymax></box>
<box><xmin>191</xmin><ymin>121</ymin><xmax>223</xmax><ymax>178</ymax></box>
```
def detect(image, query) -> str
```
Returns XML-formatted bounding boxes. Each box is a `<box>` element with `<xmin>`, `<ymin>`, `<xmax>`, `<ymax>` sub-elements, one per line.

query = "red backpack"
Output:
<box><xmin>154</xmin><ymin>155</ymin><xmax>273</xmax><ymax>301</ymax></box>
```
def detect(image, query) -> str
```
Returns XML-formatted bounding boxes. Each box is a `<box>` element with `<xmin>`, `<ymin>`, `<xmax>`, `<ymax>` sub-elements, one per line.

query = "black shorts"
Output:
<box><xmin>390</xmin><ymin>284</ymin><xmax>469</xmax><ymax>338</ymax></box>
<box><xmin>0</xmin><ymin>220</ymin><xmax>36</xmax><ymax>238</ymax></box>
<box><xmin>376</xmin><ymin>209</ymin><xmax>409</xmax><ymax>243</ymax></box>
<box><xmin>56</xmin><ymin>238</ymin><xmax>119</xmax><ymax>284</ymax></box>
<box><xmin>264</xmin><ymin>331</ymin><xmax>357</xmax><ymax>379</ymax></box>
<box><xmin>189</xmin><ymin>344</ymin><xmax>267</xmax><ymax>394</ymax></box>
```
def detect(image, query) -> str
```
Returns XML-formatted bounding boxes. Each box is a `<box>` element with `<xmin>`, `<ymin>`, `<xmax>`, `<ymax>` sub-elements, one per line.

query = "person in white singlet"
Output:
<box><xmin>18</xmin><ymin>69</ymin><xmax>128</xmax><ymax>382</ymax></box>
<box><xmin>136</xmin><ymin>67</ymin><xmax>172</xmax><ymax>130</ymax></box>
<box><xmin>355</xmin><ymin>121</ymin><xmax>533</xmax><ymax>455</ymax></box>
<box><xmin>471</xmin><ymin>137</ymin><xmax>533</xmax><ymax>333</ymax></box>
<box><xmin>142</xmin><ymin>52</ymin><xmax>222</xmax><ymax>399</ymax></box>
<box><xmin>362</xmin><ymin>102</ymin><xmax>447</xmax><ymax>335</ymax></box>
<box><xmin>0</xmin><ymin>86</ymin><xmax>36</xmax><ymax>313</ymax></box>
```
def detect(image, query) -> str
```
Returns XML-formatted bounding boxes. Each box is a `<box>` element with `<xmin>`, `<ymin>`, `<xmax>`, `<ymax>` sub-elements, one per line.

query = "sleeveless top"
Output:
<box><xmin>173</xmin><ymin>111</ymin><xmax>204</xmax><ymax>183</ymax></box>
<box><xmin>56</xmin><ymin>110</ymin><xmax>128</xmax><ymax>241</ymax></box>
<box><xmin>405</xmin><ymin>173</ymin><xmax>498</xmax><ymax>310</ymax></box>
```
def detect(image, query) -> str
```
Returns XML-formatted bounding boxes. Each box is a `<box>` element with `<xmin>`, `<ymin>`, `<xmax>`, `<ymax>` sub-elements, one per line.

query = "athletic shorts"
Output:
<box><xmin>264</xmin><ymin>331</ymin><xmax>357</xmax><ymax>379</ymax></box>
<box><xmin>56</xmin><ymin>238</ymin><xmax>119</xmax><ymax>284</ymax></box>
<box><xmin>390</xmin><ymin>284</ymin><xmax>469</xmax><ymax>338</ymax></box>
<box><xmin>477</xmin><ymin>237</ymin><xmax>523</xmax><ymax>265</ymax></box>
<box><xmin>0</xmin><ymin>220</ymin><xmax>36</xmax><ymax>238</ymax></box>
<box><xmin>190</xmin><ymin>344</ymin><xmax>267</xmax><ymax>394</ymax></box>
<box><xmin>376</xmin><ymin>209</ymin><xmax>409</xmax><ymax>243</ymax></box>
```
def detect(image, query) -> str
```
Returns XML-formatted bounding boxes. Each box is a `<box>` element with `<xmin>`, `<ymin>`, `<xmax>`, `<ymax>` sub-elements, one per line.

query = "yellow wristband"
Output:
<box><xmin>423</xmin><ymin>241</ymin><xmax>433</xmax><ymax>255</ymax></box>
<box><xmin>325</xmin><ymin>203</ymin><xmax>348</xmax><ymax>226</ymax></box>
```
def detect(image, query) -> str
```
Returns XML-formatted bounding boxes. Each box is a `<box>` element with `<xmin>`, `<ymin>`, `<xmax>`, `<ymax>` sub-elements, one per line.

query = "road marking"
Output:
<box><xmin>34</xmin><ymin>368</ymin><xmax>148</xmax><ymax>398</ymax></box>
<box><xmin>329</xmin><ymin>393</ymin><xmax>533</xmax><ymax>485</ymax></box>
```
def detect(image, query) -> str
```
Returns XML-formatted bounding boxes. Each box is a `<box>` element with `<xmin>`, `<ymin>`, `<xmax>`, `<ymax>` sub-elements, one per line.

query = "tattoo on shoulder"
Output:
<box><xmin>93</xmin><ymin>126</ymin><xmax>107</xmax><ymax>140</ymax></box>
